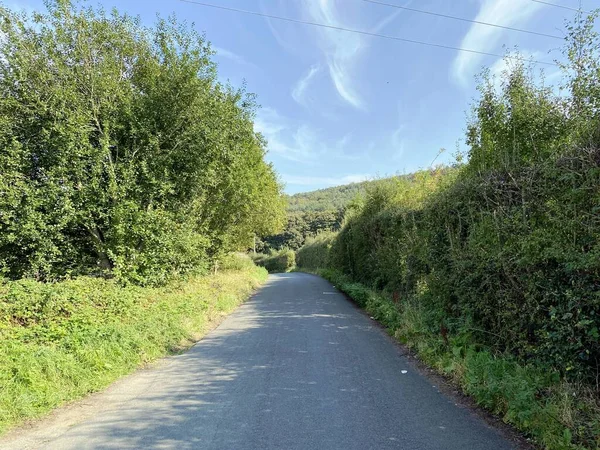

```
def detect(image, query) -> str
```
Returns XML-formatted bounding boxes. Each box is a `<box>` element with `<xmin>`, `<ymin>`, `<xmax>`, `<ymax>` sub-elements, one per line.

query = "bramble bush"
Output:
<box><xmin>253</xmin><ymin>249</ymin><xmax>296</xmax><ymax>273</ymax></box>
<box><xmin>295</xmin><ymin>232</ymin><xmax>336</xmax><ymax>270</ymax></box>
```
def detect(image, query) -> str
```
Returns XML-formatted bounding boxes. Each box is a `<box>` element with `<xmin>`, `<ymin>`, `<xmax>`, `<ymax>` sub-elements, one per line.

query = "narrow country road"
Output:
<box><xmin>2</xmin><ymin>273</ymin><xmax>518</xmax><ymax>450</ymax></box>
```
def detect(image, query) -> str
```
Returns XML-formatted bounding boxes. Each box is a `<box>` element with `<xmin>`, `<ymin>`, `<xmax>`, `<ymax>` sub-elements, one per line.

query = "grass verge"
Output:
<box><xmin>0</xmin><ymin>257</ymin><xmax>267</xmax><ymax>435</ymax></box>
<box><xmin>310</xmin><ymin>268</ymin><xmax>600</xmax><ymax>450</ymax></box>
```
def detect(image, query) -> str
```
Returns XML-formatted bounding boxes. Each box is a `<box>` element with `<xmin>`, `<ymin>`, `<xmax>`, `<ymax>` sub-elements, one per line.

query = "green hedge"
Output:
<box><xmin>330</xmin><ymin>153</ymin><xmax>600</xmax><ymax>379</ymax></box>
<box><xmin>317</xmin><ymin>157</ymin><xmax>600</xmax><ymax>449</ymax></box>
<box><xmin>295</xmin><ymin>232</ymin><xmax>336</xmax><ymax>270</ymax></box>
<box><xmin>0</xmin><ymin>255</ymin><xmax>267</xmax><ymax>434</ymax></box>
<box><xmin>253</xmin><ymin>249</ymin><xmax>296</xmax><ymax>273</ymax></box>
<box><xmin>294</xmin><ymin>19</ymin><xmax>600</xmax><ymax>447</ymax></box>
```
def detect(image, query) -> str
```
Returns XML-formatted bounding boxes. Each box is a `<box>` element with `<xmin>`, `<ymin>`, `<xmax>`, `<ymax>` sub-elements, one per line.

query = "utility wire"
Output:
<box><xmin>179</xmin><ymin>0</ymin><xmax>558</xmax><ymax>67</ymax></box>
<box><xmin>362</xmin><ymin>0</ymin><xmax>563</xmax><ymax>40</ymax></box>
<box><xmin>530</xmin><ymin>0</ymin><xmax>592</xmax><ymax>14</ymax></box>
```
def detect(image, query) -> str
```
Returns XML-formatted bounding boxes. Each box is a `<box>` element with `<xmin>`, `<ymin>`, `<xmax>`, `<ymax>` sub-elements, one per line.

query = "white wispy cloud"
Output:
<box><xmin>283</xmin><ymin>173</ymin><xmax>371</xmax><ymax>186</ymax></box>
<box><xmin>264</xmin><ymin>0</ymin><xmax>406</xmax><ymax>110</ymax></box>
<box><xmin>372</xmin><ymin>8</ymin><xmax>403</xmax><ymax>33</ymax></box>
<box><xmin>328</xmin><ymin>61</ymin><xmax>363</xmax><ymax>109</ymax></box>
<box><xmin>300</xmin><ymin>0</ymin><xmax>406</xmax><ymax>110</ymax></box>
<box><xmin>390</xmin><ymin>127</ymin><xmax>407</xmax><ymax>161</ymax></box>
<box><xmin>254</xmin><ymin>106</ymin><xmax>364</xmax><ymax>163</ymax></box>
<box><xmin>452</xmin><ymin>0</ymin><xmax>545</xmax><ymax>85</ymax></box>
<box><xmin>212</xmin><ymin>46</ymin><xmax>252</xmax><ymax>66</ymax></box>
<box><xmin>292</xmin><ymin>64</ymin><xmax>321</xmax><ymax>107</ymax></box>
<box><xmin>304</xmin><ymin>0</ymin><xmax>365</xmax><ymax>109</ymax></box>
<box><xmin>254</xmin><ymin>108</ymin><xmax>312</xmax><ymax>162</ymax></box>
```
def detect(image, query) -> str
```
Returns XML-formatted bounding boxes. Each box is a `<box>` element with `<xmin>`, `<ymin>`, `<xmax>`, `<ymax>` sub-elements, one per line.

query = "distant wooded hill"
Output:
<box><xmin>260</xmin><ymin>174</ymin><xmax>419</xmax><ymax>252</ymax></box>
<box><xmin>286</xmin><ymin>181</ymin><xmax>369</xmax><ymax>212</ymax></box>
<box><xmin>286</xmin><ymin>173</ymin><xmax>424</xmax><ymax>212</ymax></box>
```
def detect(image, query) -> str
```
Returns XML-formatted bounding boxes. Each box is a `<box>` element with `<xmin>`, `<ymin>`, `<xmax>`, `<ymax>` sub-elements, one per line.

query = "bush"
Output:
<box><xmin>317</xmin><ymin>269</ymin><xmax>599</xmax><ymax>449</ymax></box>
<box><xmin>218</xmin><ymin>252</ymin><xmax>257</xmax><ymax>272</ymax></box>
<box><xmin>295</xmin><ymin>232</ymin><xmax>336</xmax><ymax>270</ymax></box>
<box><xmin>253</xmin><ymin>249</ymin><xmax>295</xmax><ymax>273</ymax></box>
<box><xmin>0</xmin><ymin>264</ymin><xmax>267</xmax><ymax>434</ymax></box>
<box><xmin>0</xmin><ymin>1</ymin><xmax>285</xmax><ymax>285</ymax></box>
<box><xmin>322</xmin><ymin>153</ymin><xmax>600</xmax><ymax>449</ymax></box>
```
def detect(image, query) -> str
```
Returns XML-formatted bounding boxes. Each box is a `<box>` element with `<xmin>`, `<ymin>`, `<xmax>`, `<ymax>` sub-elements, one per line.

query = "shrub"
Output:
<box><xmin>295</xmin><ymin>13</ymin><xmax>600</xmax><ymax>449</ymax></box>
<box><xmin>295</xmin><ymin>232</ymin><xmax>336</xmax><ymax>270</ymax></box>
<box><xmin>327</xmin><ymin>71</ymin><xmax>600</xmax><ymax>382</ymax></box>
<box><xmin>218</xmin><ymin>252</ymin><xmax>257</xmax><ymax>272</ymax></box>
<box><xmin>317</xmin><ymin>269</ymin><xmax>599</xmax><ymax>449</ymax></box>
<box><xmin>253</xmin><ymin>249</ymin><xmax>295</xmax><ymax>273</ymax></box>
<box><xmin>0</xmin><ymin>1</ymin><xmax>285</xmax><ymax>285</ymax></box>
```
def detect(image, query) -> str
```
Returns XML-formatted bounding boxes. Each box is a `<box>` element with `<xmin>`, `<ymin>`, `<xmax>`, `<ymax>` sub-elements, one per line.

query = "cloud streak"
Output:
<box><xmin>452</xmin><ymin>0</ymin><xmax>545</xmax><ymax>85</ymax></box>
<box><xmin>254</xmin><ymin>106</ymin><xmax>363</xmax><ymax>163</ymax></box>
<box><xmin>304</xmin><ymin>0</ymin><xmax>366</xmax><ymax>109</ymax></box>
<box><xmin>292</xmin><ymin>64</ymin><xmax>321</xmax><ymax>107</ymax></box>
<box><xmin>212</xmin><ymin>46</ymin><xmax>253</xmax><ymax>66</ymax></box>
<box><xmin>254</xmin><ymin>108</ymin><xmax>313</xmax><ymax>163</ymax></box>
<box><xmin>300</xmin><ymin>0</ymin><xmax>406</xmax><ymax>110</ymax></box>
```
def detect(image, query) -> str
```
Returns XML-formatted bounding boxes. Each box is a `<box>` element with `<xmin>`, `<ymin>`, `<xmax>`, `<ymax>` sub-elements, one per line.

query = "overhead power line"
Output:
<box><xmin>362</xmin><ymin>0</ymin><xmax>563</xmax><ymax>40</ymax></box>
<box><xmin>179</xmin><ymin>0</ymin><xmax>558</xmax><ymax>67</ymax></box>
<box><xmin>530</xmin><ymin>0</ymin><xmax>592</xmax><ymax>14</ymax></box>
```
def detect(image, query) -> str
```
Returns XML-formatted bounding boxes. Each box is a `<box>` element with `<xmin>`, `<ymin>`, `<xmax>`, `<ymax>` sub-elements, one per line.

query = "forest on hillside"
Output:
<box><xmin>261</xmin><ymin>173</ymin><xmax>448</xmax><ymax>252</ymax></box>
<box><xmin>286</xmin><ymin>181</ymin><xmax>368</xmax><ymax>212</ymax></box>
<box><xmin>259</xmin><ymin>181</ymin><xmax>371</xmax><ymax>252</ymax></box>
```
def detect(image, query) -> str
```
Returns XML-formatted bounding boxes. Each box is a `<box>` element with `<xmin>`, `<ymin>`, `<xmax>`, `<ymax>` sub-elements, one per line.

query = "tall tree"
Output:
<box><xmin>0</xmin><ymin>0</ymin><xmax>285</xmax><ymax>284</ymax></box>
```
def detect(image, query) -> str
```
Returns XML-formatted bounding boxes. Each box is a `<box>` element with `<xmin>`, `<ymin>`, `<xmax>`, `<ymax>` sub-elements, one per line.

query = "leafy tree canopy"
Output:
<box><xmin>0</xmin><ymin>0</ymin><xmax>285</xmax><ymax>284</ymax></box>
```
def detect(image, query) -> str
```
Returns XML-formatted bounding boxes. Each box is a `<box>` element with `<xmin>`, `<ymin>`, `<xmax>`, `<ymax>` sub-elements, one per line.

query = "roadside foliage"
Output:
<box><xmin>0</xmin><ymin>0</ymin><xmax>285</xmax><ymax>286</ymax></box>
<box><xmin>259</xmin><ymin>210</ymin><xmax>344</xmax><ymax>252</ymax></box>
<box><xmin>0</xmin><ymin>0</ymin><xmax>282</xmax><ymax>435</ymax></box>
<box><xmin>296</xmin><ymin>12</ymin><xmax>600</xmax><ymax>450</ymax></box>
<box><xmin>0</xmin><ymin>254</ymin><xmax>268</xmax><ymax>434</ymax></box>
<box><xmin>252</xmin><ymin>249</ymin><xmax>296</xmax><ymax>273</ymax></box>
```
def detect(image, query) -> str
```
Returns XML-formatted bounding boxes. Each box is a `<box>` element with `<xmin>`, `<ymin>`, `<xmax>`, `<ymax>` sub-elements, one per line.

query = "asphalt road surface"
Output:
<box><xmin>1</xmin><ymin>272</ymin><xmax>517</xmax><ymax>450</ymax></box>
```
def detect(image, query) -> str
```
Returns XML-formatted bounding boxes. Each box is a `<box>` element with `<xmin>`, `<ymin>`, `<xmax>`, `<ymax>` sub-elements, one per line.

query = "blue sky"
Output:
<box><xmin>6</xmin><ymin>0</ymin><xmax>596</xmax><ymax>193</ymax></box>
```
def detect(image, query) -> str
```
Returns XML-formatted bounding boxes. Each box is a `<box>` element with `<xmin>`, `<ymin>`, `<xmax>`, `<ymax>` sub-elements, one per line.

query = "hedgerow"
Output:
<box><xmin>253</xmin><ymin>249</ymin><xmax>296</xmax><ymax>273</ymax></box>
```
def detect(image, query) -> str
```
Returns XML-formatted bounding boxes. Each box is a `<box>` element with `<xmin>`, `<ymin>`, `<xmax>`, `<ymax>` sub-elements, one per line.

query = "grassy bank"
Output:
<box><xmin>310</xmin><ymin>268</ymin><xmax>599</xmax><ymax>449</ymax></box>
<box><xmin>0</xmin><ymin>256</ymin><xmax>267</xmax><ymax>435</ymax></box>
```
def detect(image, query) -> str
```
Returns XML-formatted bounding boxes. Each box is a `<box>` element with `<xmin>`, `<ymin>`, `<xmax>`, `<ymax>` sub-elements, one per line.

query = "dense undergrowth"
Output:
<box><xmin>252</xmin><ymin>249</ymin><xmax>296</xmax><ymax>273</ymax></box>
<box><xmin>295</xmin><ymin>12</ymin><xmax>600</xmax><ymax>450</ymax></box>
<box><xmin>0</xmin><ymin>255</ymin><xmax>267</xmax><ymax>435</ymax></box>
<box><xmin>310</xmin><ymin>268</ymin><xmax>599</xmax><ymax>449</ymax></box>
